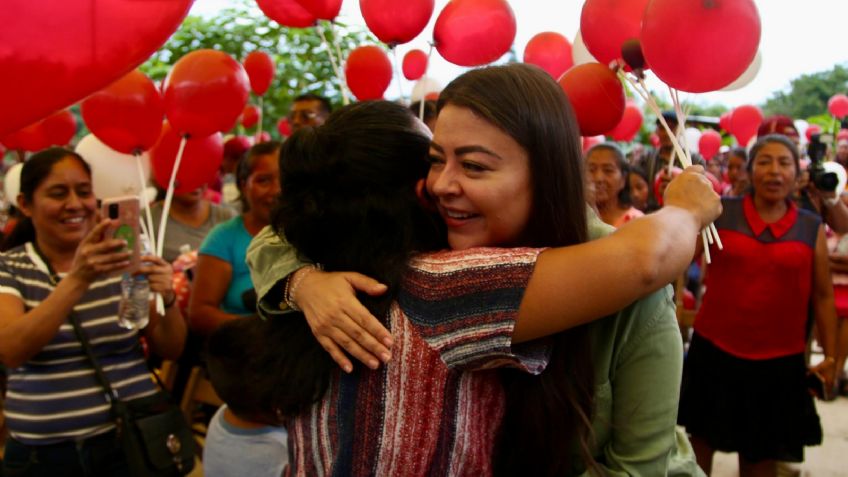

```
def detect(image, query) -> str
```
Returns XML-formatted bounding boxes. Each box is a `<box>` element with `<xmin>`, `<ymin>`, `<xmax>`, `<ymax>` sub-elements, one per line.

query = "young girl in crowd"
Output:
<box><xmin>0</xmin><ymin>148</ymin><xmax>186</xmax><ymax>476</ymax></box>
<box><xmin>628</xmin><ymin>166</ymin><xmax>650</xmax><ymax>212</ymax></box>
<box><xmin>678</xmin><ymin>134</ymin><xmax>838</xmax><ymax>477</ymax></box>
<box><xmin>585</xmin><ymin>143</ymin><xmax>644</xmax><ymax>227</ymax></box>
<box><xmin>724</xmin><ymin>147</ymin><xmax>750</xmax><ymax>197</ymax></box>
<box><xmin>189</xmin><ymin>141</ymin><xmax>281</xmax><ymax>334</ymax></box>
<box><xmin>246</xmin><ymin>65</ymin><xmax>718</xmax><ymax>476</ymax></box>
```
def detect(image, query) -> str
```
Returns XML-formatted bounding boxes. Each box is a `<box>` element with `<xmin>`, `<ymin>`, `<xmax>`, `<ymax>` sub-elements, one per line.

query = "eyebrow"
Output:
<box><xmin>429</xmin><ymin>142</ymin><xmax>503</xmax><ymax>160</ymax></box>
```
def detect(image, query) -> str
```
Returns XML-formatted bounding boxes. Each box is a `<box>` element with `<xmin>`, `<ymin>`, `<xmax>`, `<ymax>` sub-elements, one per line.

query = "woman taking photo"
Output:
<box><xmin>585</xmin><ymin>143</ymin><xmax>644</xmax><ymax>227</ymax></box>
<box><xmin>0</xmin><ymin>148</ymin><xmax>186</xmax><ymax>476</ymax></box>
<box><xmin>247</xmin><ymin>65</ymin><xmax>716</xmax><ymax>476</ymax></box>
<box><xmin>189</xmin><ymin>141</ymin><xmax>281</xmax><ymax>334</ymax></box>
<box><xmin>678</xmin><ymin>134</ymin><xmax>837</xmax><ymax>477</ymax></box>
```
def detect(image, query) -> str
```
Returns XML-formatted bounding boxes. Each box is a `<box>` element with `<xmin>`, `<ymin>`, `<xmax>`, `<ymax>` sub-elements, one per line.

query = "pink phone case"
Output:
<box><xmin>101</xmin><ymin>196</ymin><xmax>141</xmax><ymax>273</ymax></box>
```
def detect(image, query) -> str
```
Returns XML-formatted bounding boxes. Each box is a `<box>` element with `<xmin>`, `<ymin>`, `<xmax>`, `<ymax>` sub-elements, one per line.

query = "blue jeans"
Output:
<box><xmin>2</xmin><ymin>429</ymin><xmax>131</xmax><ymax>477</ymax></box>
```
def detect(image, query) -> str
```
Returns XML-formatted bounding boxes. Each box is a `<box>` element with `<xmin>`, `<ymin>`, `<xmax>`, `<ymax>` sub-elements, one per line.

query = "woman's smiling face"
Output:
<box><xmin>426</xmin><ymin>104</ymin><xmax>532</xmax><ymax>250</ymax></box>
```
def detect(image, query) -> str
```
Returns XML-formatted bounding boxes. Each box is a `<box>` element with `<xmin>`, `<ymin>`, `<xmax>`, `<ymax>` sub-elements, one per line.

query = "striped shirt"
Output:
<box><xmin>286</xmin><ymin>247</ymin><xmax>548</xmax><ymax>477</ymax></box>
<box><xmin>0</xmin><ymin>243</ymin><xmax>157</xmax><ymax>445</ymax></box>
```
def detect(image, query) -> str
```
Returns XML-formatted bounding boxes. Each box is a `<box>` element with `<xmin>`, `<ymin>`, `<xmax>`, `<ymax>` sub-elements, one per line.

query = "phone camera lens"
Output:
<box><xmin>108</xmin><ymin>203</ymin><xmax>119</xmax><ymax>219</ymax></box>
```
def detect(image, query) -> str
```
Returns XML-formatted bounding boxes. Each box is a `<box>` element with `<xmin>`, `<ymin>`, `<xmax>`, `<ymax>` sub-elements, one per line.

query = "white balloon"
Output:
<box><xmin>572</xmin><ymin>30</ymin><xmax>598</xmax><ymax>67</ymax></box>
<box><xmin>794</xmin><ymin>119</ymin><xmax>809</xmax><ymax>146</ymax></box>
<box><xmin>410</xmin><ymin>77</ymin><xmax>442</xmax><ymax>103</ymax></box>
<box><xmin>824</xmin><ymin>161</ymin><xmax>848</xmax><ymax>197</ymax></box>
<box><xmin>75</xmin><ymin>134</ymin><xmax>151</xmax><ymax>200</ymax></box>
<box><xmin>3</xmin><ymin>162</ymin><xmax>23</xmax><ymax>208</ymax></box>
<box><xmin>682</xmin><ymin>127</ymin><xmax>702</xmax><ymax>154</ymax></box>
<box><xmin>721</xmin><ymin>51</ymin><xmax>762</xmax><ymax>91</ymax></box>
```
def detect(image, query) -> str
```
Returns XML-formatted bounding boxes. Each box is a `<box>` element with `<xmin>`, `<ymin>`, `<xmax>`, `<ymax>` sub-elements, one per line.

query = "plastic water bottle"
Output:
<box><xmin>117</xmin><ymin>237</ymin><xmax>151</xmax><ymax>330</ymax></box>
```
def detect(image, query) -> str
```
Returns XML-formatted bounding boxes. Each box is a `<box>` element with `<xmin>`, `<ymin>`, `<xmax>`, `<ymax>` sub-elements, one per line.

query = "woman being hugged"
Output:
<box><xmin>0</xmin><ymin>148</ymin><xmax>186</xmax><ymax>476</ymax></box>
<box><xmin>678</xmin><ymin>134</ymin><xmax>837</xmax><ymax>476</ymax></box>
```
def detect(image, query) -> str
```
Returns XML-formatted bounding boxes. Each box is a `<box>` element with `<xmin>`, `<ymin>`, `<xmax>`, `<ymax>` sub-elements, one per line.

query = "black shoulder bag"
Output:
<box><xmin>70</xmin><ymin>313</ymin><xmax>196</xmax><ymax>477</ymax></box>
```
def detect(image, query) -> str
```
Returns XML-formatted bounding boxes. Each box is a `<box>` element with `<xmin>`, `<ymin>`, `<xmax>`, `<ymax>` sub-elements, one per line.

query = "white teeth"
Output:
<box><xmin>63</xmin><ymin>217</ymin><xmax>84</xmax><ymax>224</ymax></box>
<box><xmin>445</xmin><ymin>210</ymin><xmax>474</xmax><ymax>219</ymax></box>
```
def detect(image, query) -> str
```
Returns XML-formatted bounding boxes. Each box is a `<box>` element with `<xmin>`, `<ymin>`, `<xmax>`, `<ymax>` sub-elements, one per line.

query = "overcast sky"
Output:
<box><xmin>192</xmin><ymin>0</ymin><xmax>848</xmax><ymax>108</ymax></box>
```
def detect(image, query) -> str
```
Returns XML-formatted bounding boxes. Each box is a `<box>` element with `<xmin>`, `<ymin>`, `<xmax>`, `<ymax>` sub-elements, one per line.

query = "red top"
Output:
<box><xmin>695</xmin><ymin>195</ymin><xmax>821</xmax><ymax>360</ymax></box>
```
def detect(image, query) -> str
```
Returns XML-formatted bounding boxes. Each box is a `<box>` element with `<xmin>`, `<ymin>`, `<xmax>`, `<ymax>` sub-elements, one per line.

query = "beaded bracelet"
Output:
<box><xmin>284</xmin><ymin>264</ymin><xmax>322</xmax><ymax>312</ymax></box>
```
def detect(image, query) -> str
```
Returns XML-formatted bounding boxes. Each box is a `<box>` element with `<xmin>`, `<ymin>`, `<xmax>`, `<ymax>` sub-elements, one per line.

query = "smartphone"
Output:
<box><xmin>806</xmin><ymin>371</ymin><xmax>827</xmax><ymax>399</ymax></box>
<box><xmin>101</xmin><ymin>195</ymin><xmax>141</xmax><ymax>273</ymax></box>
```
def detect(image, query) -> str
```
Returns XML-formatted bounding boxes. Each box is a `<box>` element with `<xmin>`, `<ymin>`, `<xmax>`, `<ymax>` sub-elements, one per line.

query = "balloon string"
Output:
<box><xmin>392</xmin><ymin>47</ymin><xmax>405</xmax><ymax>104</ymax></box>
<box><xmin>619</xmin><ymin>71</ymin><xmax>722</xmax><ymax>260</ymax></box>
<box><xmin>418</xmin><ymin>43</ymin><xmax>435</xmax><ymax>122</ymax></box>
<box><xmin>156</xmin><ymin>136</ymin><xmax>187</xmax><ymax>259</ymax></box>
<box><xmin>135</xmin><ymin>151</ymin><xmax>165</xmax><ymax>315</ymax></box>
<box><xmin>317</xmin><ymin>22</ymin><xmax>349</xmax><ymax>105</ymax></box>
<box><xmin>256</xmin><ymin>96</ymin><xmax>264</xmax><ymax>143</ymax></box>
<box><xmin>134</xmin><ymin>153</ymin><xmax>157</xmax><ymax>256</ymax></box>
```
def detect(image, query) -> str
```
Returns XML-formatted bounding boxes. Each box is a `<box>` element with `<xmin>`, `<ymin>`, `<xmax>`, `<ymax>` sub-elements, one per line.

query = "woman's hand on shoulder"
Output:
<box><xmin>663</xmin><ymin>166</ymin><xmax>722</xmax><ymax>229</ymax></box>
<box><xmin>294</xmin><ymin>269</ymin><xmax>391</xmax><ymax>373</ymax></box>
<box><xmin>68</xmin><ymin>219</ymin><xmax>131</xmax><ymax>283</ymax></box>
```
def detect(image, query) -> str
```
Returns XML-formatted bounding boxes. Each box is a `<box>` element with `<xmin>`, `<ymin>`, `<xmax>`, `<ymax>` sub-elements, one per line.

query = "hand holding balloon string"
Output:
<box><xmin>617</xmin><ymin>63</ymin><xmax>723</xmax><ymax>263</ymax></box>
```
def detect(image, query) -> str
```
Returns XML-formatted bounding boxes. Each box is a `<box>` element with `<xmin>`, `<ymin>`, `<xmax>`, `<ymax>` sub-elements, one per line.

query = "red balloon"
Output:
<box><xmin>728</xmin><ymin>105</ymin><xmax>763</xmax><ymax>146</ymax></box>
<box><xmin>698</xmin><ymin>129</ymin><xmax>722</xmax><ymax>161</ymax></box>
<box><xmin>224</xmin><ymin>135</ymin><xmax>252</xmax><ymax>160</ymax></box>
<box><xmin>2</xmin><ymin>122</ymin><xmax>50</xmax><ymax>152</ymax></box>
<box><xmin>345</xmin><ymin>46</ymin><xmax>393</xmax><ymax>101</ymax></box>
<box><xmin>523</xmin><ymin>32</ymin><xmax>574</xmax><ymax>79</ymax></box>
<box><xmin>360</xmin><ymin>0</ymin><xmax>435</xmax><ymax>46</ymax></box>
<box><xmin>838</xmin><ymin>129</ymin><xmax>848</xmax><ymax>142</ymax></box>
<box><xmin>0</xmin><ymin>0</ymin><xmax>191</xmax><ymax>137</ymax></box>
<box><xmin>402</xmin><ymin>50</ymin><xmax>429</xmax><ymax>81</ymax></box>
<box><xmin>434</xmin><ymin>0</ymin><xmax>516</xmax><ymax>67</ymax></box>
<box><xmin>164</xmin><ymin>50</ymin><xmax>251</xmax><ymax>138</ymax></box>
<box><xmin>719</xmin><ymin>111</ymin><xmax>732</xmax><ymax>133</ymax></box>
<box><xmin>241</xmin><ymin>105</ymin><xmax>261</xmax><ymax>129</ymax></box>
<box><xmin>295</xmin><ymin>0</ymin><xmax>342</xmax><ymax>20</ymax></box>
<box><xmin>606</xmin><ymin>101</ymin><xmax>643</xmax><ymax>142</ymax></box>
<box><xmin>649</xmin><ymin>132</ymin><xmax>660</xmax><ymax>149</ymax></box>
<box><xmin>42</xmin><ymin>110</ymin><xmax>77</xmax><ymax>146</ymax></box>
<box><xmin>580</xmin><ymin>0</ymin><xmax>650</xmax><ymax>66</ymax></box>
<box><xmin>558</xmin><ymin>63</ymin><xmax>625</xmax><ymax>137</ymax></box>
<box><xmin>256</xmin><ymin>0</ymin><xmax>317</xmax><ymax>28</ymax></box>
<box><xmin>256</xmin><ymin>131</ymin><xmax>272</xmax><ymax>143</ymax></box>
<box><xmin>805</xmin><ymin>124</ymin><xmax>822</xmax><ymax>142</ymax></box>
<box><xmin>81</xmin><ymin>70</ymin><xmax>164</xmax><ymax>154</ymax></box>
<box><xmin>243</xmin><ymin>51</ymin><xmax>276</xmax><ymax>96</ymax></box>
<box><xmin>277</xmin><ymin>118</ymin><xmax>292</xmax><ymax>137</ymax></box>
<box><xmin>641</xmin><ymin>0</ymin><xmax>761</xmax><ymax>93</ymax></box>
<box><xmin>828</xmin><ymin>94</ymin><xmax>848</xmax><ymax>119</ymax></box>
<box><xmin>150</xmin><ymin>122</ymin><xmax>223</xmax><ymax>194</ymax></box>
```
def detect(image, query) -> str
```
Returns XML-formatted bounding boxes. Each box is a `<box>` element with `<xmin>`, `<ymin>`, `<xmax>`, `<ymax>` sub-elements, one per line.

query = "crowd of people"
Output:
<box><xmin>0</xmin><ymin>63</ymin><xmax>846</xmax><ymax>477</ymax></box>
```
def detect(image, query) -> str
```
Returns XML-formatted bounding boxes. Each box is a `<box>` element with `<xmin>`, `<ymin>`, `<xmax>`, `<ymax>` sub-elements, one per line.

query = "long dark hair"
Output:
<box><xmin>256</xmin><ymin>101</ymin><xmax>446</xmax><ymax>414</ymax></box>
<box><xmin>438</xmin><ymin>63</ymin><xmax>596</xmax><ymax>476</ymax></box>
<box><xmin>1</xmin><ymin>148</ymin><xmax>91</xmax><ymax>251</ymax></box>
<box><xmin>586</xmin><ymin>142</ymin><xmax>633</xmax><ymax>207</ymax></box>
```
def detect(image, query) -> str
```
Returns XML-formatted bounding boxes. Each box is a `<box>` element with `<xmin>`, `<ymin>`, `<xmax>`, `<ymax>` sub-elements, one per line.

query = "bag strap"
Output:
<box><xmin>32</xmin><ymin>241</ymin><xmax>167</xmax><ymax>405</ymax></box>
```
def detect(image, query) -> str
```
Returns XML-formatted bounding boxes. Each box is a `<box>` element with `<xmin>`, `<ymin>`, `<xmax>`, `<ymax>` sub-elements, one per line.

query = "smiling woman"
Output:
<box><xmin>0</xmin><ymin>147</ymin><xmax>186</xmax><ymax>476</ymax></box>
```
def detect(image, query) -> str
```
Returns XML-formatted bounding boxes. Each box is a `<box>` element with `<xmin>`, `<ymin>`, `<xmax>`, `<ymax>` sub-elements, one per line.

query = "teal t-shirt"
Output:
<box><xmin>199</xmin><ymin>216</ymin><xmax>254</xmax><ymax>316</ymax></box>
